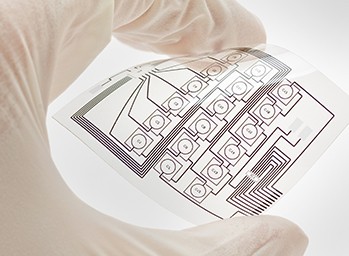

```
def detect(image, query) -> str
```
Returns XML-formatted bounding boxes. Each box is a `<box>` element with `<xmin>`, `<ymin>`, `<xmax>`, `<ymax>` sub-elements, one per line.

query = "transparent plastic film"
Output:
<box><xmin>54</xmin><ymin>45</ymin><xmax>349</xmax><ymax>224</ymax></box>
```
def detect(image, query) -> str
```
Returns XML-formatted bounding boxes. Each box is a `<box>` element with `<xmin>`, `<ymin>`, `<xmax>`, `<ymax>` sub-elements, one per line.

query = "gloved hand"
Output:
<box><xmin>0</xmin><ymin>0</ymin><xmax>308</xmax><ymax>255</ymax></box>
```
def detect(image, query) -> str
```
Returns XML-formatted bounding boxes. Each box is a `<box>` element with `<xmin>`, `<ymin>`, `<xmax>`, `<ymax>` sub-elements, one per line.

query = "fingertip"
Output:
<box><xmin>260</xmin><ymin>215</ymin><xmax>309</xmax><ymax>255</ymax></box>
<box><xmin>233</xmin><ymin>2</ymin><xmax>267</xmax><ymax>47</ymax></box>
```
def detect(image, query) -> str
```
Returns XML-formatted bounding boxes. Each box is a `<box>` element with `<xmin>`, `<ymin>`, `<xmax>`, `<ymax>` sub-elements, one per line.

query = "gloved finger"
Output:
<box><xmin>113</xmin><ymin>0</ymin><xmax>266</xmax><ymax>55</ymax></box>
<box><xmin>48</xmin><ymin>1</ymin><xmax>114</xmax><ymax>102</ymax></box>
<box><xmin>183</xmin><ymin>215</ymin><xmax>308</xmax><ymax>256</ymax></box>
<box><xmin>0</xmin><ymin>0</ymin><xmax>114</xmax><ymax>133</ymax></box>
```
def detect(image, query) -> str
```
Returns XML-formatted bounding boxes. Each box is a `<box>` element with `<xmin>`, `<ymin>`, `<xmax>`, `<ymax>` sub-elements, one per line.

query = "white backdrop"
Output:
<box><xmin>47</xmin><ymin>0</ymin><xmax>349</xmax><ymax>255</ymax></box>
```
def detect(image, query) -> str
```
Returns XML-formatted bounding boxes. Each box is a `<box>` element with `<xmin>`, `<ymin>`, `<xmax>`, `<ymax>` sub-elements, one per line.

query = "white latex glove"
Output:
<box><xmin>0</xmin><ymin>0</ymin><xmax>308</xmax><ymax>255</ymax></box>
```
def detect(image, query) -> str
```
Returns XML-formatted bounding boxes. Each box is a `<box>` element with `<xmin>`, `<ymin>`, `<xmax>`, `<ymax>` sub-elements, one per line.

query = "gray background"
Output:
<box><xmin>47</xmin><ymin>0</ymin><xmax>349</xmax><ymax>255</ymax></box>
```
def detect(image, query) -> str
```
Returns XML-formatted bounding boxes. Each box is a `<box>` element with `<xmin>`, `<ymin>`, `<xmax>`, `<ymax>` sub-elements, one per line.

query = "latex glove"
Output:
<box><xmin>0</xmin><ymin>0</ymin><xmax>308</xmax><ymax>255</ymax></box>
